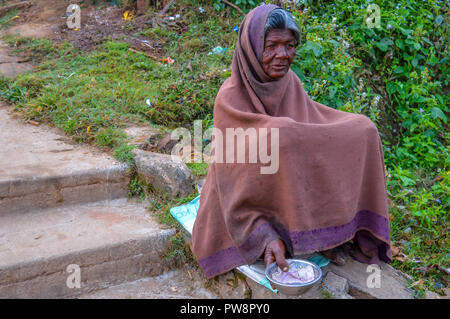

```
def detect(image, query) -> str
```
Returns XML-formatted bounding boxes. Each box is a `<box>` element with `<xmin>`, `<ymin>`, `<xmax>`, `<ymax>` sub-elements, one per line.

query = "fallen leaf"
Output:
<box><xmin>391</xmin><ymin>245</ymin><xmax>400</xmax><ymax>256</ymax></box>
<box><xmin>122</xmin><ymin>10</ymin><xmax>134</xmax><ymax>21</ymax></box>
<box><xmin>441</xmin><ymin>267</ymin><xmax>450</xmax><ymax>276</ymax></box>
<box><xmin>408</xmin><ymin>278</ymin><xmax>424</xmax><ymax>288</ymax></box>
<box><xmin>28</xmin><ymin>120</ymin><xmax>40</xmax><ymax>126</ymax></box>
<box><xmin>394</xmin><ymin>255</ymin><xmax>407</xmax><ymax>262</ymax></box>
<box><xmin>387</xmin><ymin>198</ymin><xmax>395</xmax><ymax>208</ymax></box>
<box><xmin>128</xmin><ymin>48</ymin><xmax>142</xmax><ymax>55</ymax></box>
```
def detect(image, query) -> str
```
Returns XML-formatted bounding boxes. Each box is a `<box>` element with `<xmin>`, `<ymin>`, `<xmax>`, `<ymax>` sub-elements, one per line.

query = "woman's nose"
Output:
<box><xmin>274</xmin><ymin>45</ymin><xmax>288</xmax><ymax>58</ymax></box>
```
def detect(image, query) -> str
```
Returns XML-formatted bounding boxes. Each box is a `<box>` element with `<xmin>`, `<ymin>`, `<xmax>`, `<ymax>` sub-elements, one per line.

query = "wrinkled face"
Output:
<box><xmin>262</xmin><ymin>29</ymin><xmax>296</xmax><ymax>80</ymax></box>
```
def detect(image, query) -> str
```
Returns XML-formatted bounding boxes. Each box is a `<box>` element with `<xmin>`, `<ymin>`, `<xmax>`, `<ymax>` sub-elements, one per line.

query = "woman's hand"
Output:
<box><xmin>264</xmin><ymin>238</ymin><xmax>289</xmax><ymax>271</ymax></box>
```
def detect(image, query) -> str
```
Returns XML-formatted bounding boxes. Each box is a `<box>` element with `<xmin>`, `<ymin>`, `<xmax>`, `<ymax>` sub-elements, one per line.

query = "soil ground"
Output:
<box><xmin>0</xmin><ymin>0</ymin><xmax>175</xmax><ymax>58</ymax></box>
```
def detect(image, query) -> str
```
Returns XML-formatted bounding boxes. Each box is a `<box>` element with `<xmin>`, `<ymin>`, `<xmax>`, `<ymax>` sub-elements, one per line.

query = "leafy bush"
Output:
<box><xmin>212</xmin><ymin>0</ymin><xmax>258</xmax><ymax>12</ymax></box>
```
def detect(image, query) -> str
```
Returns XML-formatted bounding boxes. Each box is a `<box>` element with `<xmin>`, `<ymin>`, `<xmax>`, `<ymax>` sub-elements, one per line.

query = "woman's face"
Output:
<box><xmin>262</xmin><ymin>29</ymin><xmax>296</xmax><ymax>80</ymax></box>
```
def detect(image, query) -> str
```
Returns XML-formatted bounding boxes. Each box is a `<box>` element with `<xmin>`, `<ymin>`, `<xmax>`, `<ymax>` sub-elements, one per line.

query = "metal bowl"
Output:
<box><xmin>265</xmin><ymin>259</ymin><xmax>322</xmax><ymax>296</ymax></box>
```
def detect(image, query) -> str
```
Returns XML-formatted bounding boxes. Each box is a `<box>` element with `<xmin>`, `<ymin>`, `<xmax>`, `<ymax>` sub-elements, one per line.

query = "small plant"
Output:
<box><xmin>128</xmin><ymin>177</ymin><xmax>146</xmax><ymax>199</ymax></box>
<box><xmin>320</xmin><ymin>287</ymin><xmax>335</xmax><ymax>299</ymax></box>
<box><xmin>186</xmin><ymin>162</ymin><xmax>210</xmax><ymax>177</ymax></box>
<box><xmin>114</xmin><ymin>143</ymin><xmax>135</xmax><ymax>165</ymax></box>
<box><xmin>164</xmin><ymin>231</ymin><xmax>194</xmax><ymax>267</ymax></box>
<box><xmin>96</xmin><ymin>127</ymin><xmax>126</xmax><ymax>148</ymax></box>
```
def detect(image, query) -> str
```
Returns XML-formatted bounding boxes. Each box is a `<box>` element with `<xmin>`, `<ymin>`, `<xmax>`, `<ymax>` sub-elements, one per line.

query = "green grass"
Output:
<box><xmin>0</xmin><ymin>9</ymin><xmax>19</xmax><ymax>29</ymax></box>
<box><xmin>388</xmin><ymin>171</ymin><xmax>449</xmax><ymax>297</ymax></box>
<box><xmin>146</xmin><ymin>187</ymin><xmax>200</xmax><ymax>267</ymax></box>
<box><xmin>319</xmin><ymin>288</ymin><xmax>335</xmax><ymax>299</ymax></box>
<box><xmin>186</xmin><ymin>162</ymin><xmax>210</xmax><ymax>177</ymax></box>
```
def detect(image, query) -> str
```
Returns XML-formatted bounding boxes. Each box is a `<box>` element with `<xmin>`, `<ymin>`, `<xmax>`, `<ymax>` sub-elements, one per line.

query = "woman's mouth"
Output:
<box><xmin>272</xmin><ymin>65</ymin><xmax>288</xmax><ymax>71</ymax></box>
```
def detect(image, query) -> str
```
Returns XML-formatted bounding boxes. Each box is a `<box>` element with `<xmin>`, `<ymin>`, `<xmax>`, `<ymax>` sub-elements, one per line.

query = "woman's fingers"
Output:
<box><xmin>264</xmin><ymin>238</ymin><xmax>289</xmax><ymax>271</ymax></box>
<box><xmin>264</xmin><ymin>245</ymin><xmax>275</xmax><ymax>268</ymax></box>
<box><xmin>273</xmin><ymin>243</ymin><xmax>289</xmax><ymax>272</ymax></box>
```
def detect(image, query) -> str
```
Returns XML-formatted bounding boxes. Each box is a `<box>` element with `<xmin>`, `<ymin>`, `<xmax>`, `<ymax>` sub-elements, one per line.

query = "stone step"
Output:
<box><xmin>77</xmin><ymin>269</ymin><xmax>219</xmax><ymax>299</ymax></box>
<box><xmin>0</xmin><ymin>198</ymin><xmax>176</xmax><ymax>298</ymax></box>
<box><xmin>0</xmin><ymin>165</ymin><xmax>130</xmax><ymax>214</ymax></box>
<box><xmin>78</xmin><ymin>259</ymin><xmax>418</xmax><ymax>299</ymax></box>
<box><xmin>325</xmin><ymin>258</ymin><xmax>414</xmax><ymax>299</ymax></box>
<box><xmin>0</xmin><ymin>106</ymin><xmax>130</xmax><ymax>214</ymax></box>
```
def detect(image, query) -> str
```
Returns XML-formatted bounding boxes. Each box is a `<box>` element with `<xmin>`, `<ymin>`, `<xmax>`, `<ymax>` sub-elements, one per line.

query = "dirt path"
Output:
<box><xmin>0</xmin><ymin>0</ymin><xmax>168</xmax><ymax>65</ymax></box>
<box><xmin>0</xmin><ymin>38</ymin><xmax>31</xmax><ymax>77</ymax></box>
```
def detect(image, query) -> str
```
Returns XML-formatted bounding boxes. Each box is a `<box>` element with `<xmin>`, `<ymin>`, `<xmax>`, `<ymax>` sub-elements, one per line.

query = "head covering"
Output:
<box><xmin>191</xmin><ymin>4</ymin><xmax>392</xmax><ymax>278</ymax></box>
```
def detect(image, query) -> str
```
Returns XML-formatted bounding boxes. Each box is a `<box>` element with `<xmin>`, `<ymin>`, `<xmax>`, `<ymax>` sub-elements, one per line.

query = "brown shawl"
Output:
<box><xmin>192</xmin><ymin>4</ymin><xmax>392</xmax><ymax>278</ymax></box>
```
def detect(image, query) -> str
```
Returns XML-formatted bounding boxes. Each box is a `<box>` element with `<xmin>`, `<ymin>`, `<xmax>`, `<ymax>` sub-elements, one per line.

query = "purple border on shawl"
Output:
<box><xmin>248</xmin><ymin>4</ymin><xmax>279</xmax><ymax>62</ymax></box>
<box><xmin>289</xmin><ymin>210</ymin><xmax>390</xmax><ymax>252</ymax></box>
<box><xmin>198</xmin><ymin>209</ymin><xmax>390</xmax><ymax>278</ymax></box>
<box><xmin>198</xmin><ymin>223</ymin><xmax>280</xmax><ymax>277</ymax></box>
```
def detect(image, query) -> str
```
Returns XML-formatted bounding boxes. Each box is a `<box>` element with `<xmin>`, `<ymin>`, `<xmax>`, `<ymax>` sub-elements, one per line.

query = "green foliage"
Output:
<box><xmin>212</xmin><ymin>0</ymin><xmax>257</xmax><ymax>12</ymax></box>
<box><xmin>95</xmin><ymin>127</ymin><xmax>126</xmax><ymax>148</ymax></box>
<box><xmin>2</xmin><ymin>35</ymin><xmax>61</xmax><ymax>62</ymax></box>
<box><xmin>114</xmin><ymin>143</ymin><xmax>135</xmax><ymax>165</ymax></box>
<box><xmin>147</xmin><ymin>190</ymin><xmax>200</xmax><ymax>267</ymax></box>
<box><xmin>389</xmin><ymin>174</ymin><xmax>449</xmax><ymax>296</ymax></box>
<box><xmin>290</xmin><ymin>12</ymin><xmax>361</xmax><ymax>111</ymax></box>
<box><xmin>320</xmin><ymin>288</ymin><xmax>335</xmax><ymax>299</ymax></box>
<box><xmin>186</xmin><ymin>162</ymin><xmax>210</xmax><ymax>177</ymax></box>
<box><xmin>164</xmin><ymin>231</ymin><xmax>194</xmax><ymax>266</ymax></box>
<box><xmin>0</xmin><ymin>9</ymin><xmax>19</xmax><ymax>29</ymax></box>
<box><xmin>128</xmin><ymin>177</ymin><xmax>146</xmax><ymax>199</ymax></box>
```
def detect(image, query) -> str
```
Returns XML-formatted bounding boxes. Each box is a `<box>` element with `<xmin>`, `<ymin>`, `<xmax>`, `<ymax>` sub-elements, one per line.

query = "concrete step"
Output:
<box><xmin>77</xmin><ymin>269</ymin><xmax>219</xmax><ymax>299</ymax></box>
<box><xmin>0</xmin><ymin>198</ymin><xmax>176</xmax><ymax>298</ymax></box>
<box><xmin>0</xmin><ymin>165</ymin><xmax>130</xmax><ymax>214</ymax></box>
<box><xmin>78</xmin><ymin>259</ymin><xmax>418</xmax><ymax>299</ymax></box>
<box><xmin>0</xmin><ymin>106</ymin><xmax>130</xmax><ymax>214</ymax></box>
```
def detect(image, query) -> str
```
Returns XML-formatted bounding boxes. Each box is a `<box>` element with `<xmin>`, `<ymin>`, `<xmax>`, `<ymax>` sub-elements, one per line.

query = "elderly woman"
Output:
<box><xmin>192</xmin><ymin>4</ymin><xmax>392</xmax><ymax>278</ymax></box>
